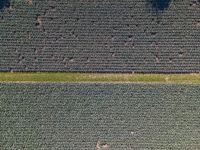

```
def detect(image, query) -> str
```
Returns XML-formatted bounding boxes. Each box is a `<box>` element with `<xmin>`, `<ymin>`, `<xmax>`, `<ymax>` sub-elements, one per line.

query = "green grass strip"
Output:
<box><xmin>0</xmin><ymin>72</ymin><xmax>200</xmax><ymax>84</ymax></box>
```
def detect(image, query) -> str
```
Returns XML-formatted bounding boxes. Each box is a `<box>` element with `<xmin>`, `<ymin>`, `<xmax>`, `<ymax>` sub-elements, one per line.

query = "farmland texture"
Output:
<box><xmin>0</xmin><ymin>0</ymin><xmax>200</xmax><ymax>73</ymax></box>
<box><xmin>1</xmin><ymin>83</ymin><xmax>200</xmax><ymax>149</ymax></box>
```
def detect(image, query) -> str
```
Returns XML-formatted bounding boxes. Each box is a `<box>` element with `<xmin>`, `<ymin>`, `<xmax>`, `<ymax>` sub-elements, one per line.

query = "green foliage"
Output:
<box><xmin>0</xmin><ymin>72</ymin><xmax>200</xmax><ymax>84</ymax></box>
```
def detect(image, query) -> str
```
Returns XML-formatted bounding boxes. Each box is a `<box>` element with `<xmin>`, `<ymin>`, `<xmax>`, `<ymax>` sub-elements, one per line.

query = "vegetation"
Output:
<box><xmin>1</xmin><ymin>72</ymin><xmax>200</xmax><ymax>84</ymax></box>
<box><xmin>1</xmin><ymin>83</ymin><xmax>200</xmax><ymax>149</ymax></box>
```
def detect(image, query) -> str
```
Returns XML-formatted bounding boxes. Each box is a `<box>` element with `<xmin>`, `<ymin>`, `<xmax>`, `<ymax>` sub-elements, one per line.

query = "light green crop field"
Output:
<box><xmin>0</xmin><ymin>72</ymin><xmax>200</xmax><ymax>84</ymax></box>
<box><xmin>1</xmin><ymin>83</ymin><xmax>200</xmax><ymax>149</ymax></box>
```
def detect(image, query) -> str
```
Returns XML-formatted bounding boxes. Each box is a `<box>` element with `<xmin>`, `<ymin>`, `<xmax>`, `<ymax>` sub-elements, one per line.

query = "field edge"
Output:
<box><xmin>0</xmin><ymin>72</ymin><xmax>200</xmax><ymax>84</ymax></box>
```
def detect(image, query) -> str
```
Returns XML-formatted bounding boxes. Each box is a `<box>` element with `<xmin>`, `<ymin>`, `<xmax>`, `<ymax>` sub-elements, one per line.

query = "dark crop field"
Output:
<box><xmin>1</xmin><ymin>83</ymin><xmax>200</xmax><ymax>149</ymax></box>
<box><xmin>1</xmin><ymin>0</ymin><xmax>200</xmax><ymax>73</ymax></box>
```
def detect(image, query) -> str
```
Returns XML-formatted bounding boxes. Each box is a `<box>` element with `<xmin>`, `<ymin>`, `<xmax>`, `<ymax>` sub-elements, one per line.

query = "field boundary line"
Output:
<box><xmin>0</xmin><ymin>72</ymin><xmax>200</xmax><ymax>84</ymax></box>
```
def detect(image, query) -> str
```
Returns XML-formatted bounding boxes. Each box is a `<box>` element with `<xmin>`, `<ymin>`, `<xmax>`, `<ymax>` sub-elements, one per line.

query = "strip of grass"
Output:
<box><xmin>0</xmin><ymin>72</ymin><xmax>200</xmax><ymax>84</ymax></box>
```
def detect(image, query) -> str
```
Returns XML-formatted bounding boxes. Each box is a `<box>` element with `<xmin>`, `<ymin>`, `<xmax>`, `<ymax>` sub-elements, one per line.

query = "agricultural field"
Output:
<box><xmin>1</xmin><ymin>83</ymin><xmax>200</xmax><ymax>149</ymax></box>
<box><xmin>1</xmin><ymin>0</ymin><xmax>200</xmax><ymax>149</ymax></box>
<box><xmin>0</xmin><ymin>0</ymin><xmax>200</xmax><ymax>73</ymax></box>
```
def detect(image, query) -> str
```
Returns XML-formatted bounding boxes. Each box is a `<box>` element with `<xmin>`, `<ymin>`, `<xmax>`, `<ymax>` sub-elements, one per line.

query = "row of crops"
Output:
<box><xmin>1</xmin><ymin>83</ymin><xmax>200</xmax><ymax>149</ymax></box>
<box><xmin>0</xmin><ymin>0</ymin><xmax>200</xmax><ymax>72</ymax></box>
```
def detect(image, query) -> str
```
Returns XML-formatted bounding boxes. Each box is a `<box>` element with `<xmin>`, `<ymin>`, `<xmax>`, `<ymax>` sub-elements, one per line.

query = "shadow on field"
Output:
<box><xmin>0</xmin><ymin>0</ymin><xmax>10</xmax><ymax>10</ymax></box>
<box><xmin>146</xmin><ymin>0</ymin><xmax>172</xmax><ymax>13</ymax></box>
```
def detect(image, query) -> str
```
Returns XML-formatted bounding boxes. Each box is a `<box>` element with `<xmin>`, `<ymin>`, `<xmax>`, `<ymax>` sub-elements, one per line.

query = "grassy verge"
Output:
<box><xmin>0</xmin><ymin>72</ymin><xmax>200</xmax><ymax>84</ymax></box>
